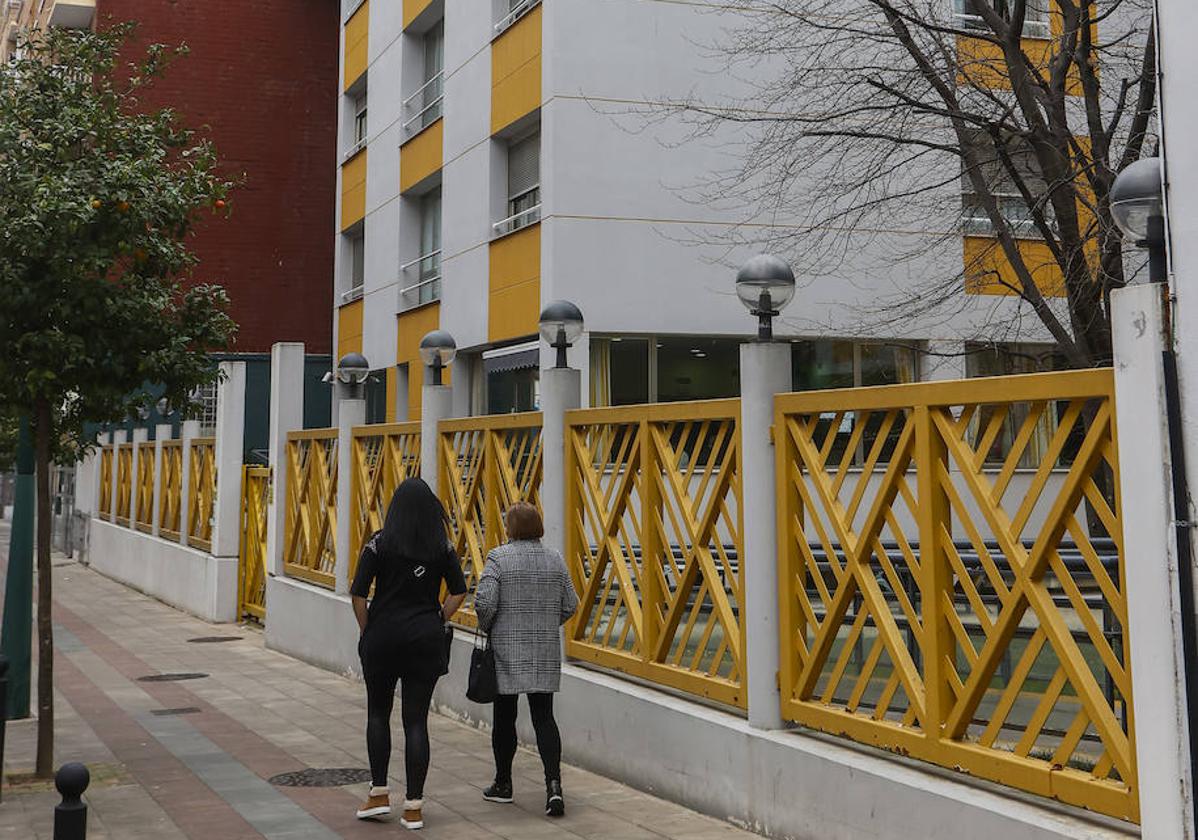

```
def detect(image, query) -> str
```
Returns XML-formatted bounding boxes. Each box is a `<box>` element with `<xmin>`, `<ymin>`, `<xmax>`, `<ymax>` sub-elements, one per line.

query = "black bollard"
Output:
<box><xmin>53</xmin><ymin>763</ymin><xmax>89</xmax><ymax>840</ymax></box>
<box><xmin>0</xmin><ymin>654</ymin><xmax>7</xmax><ymax>804</ymax></box>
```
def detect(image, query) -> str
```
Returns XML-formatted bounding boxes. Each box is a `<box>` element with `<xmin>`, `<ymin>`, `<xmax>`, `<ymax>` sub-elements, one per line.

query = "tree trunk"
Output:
<box><xmin>33</xmin><ymin>399</ymin><xmax>54</xmax><ymax>779</ymax></box>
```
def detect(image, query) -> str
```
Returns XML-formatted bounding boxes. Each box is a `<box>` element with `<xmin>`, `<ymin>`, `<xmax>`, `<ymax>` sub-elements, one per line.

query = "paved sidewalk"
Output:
<box><xmin>0</xmin><ymin>551</ymin><xmax>756</xmax><ymax>839</ymax></box>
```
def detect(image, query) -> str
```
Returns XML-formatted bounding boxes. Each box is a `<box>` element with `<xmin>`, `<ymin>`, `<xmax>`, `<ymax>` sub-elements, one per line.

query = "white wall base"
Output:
<box><xmin>255</xmin><ymin>579</ymin><xmax>1136</xmax><ymax>840</ymax></box>
<box><xmin>264</xmin><ymin>574</ymin><xmax>361</xmax><ymax>676</ymax></box>
<box><xmin>88</xmin><ymin>518</ymin><xmax>237</xmax><ymax>623</ymax></box>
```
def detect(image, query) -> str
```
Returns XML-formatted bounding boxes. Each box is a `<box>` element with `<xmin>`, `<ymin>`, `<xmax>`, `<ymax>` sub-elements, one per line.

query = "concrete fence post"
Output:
<box><xmin>334</xmin><ymin>389</ymin><xmax>366</xmax><ymax>595</ymax></box>
<box><xmin>151</xmin><ymin>424</ymin><xmax>171</xmax><ymax>538</ymax></box>
<box><xmin>540</xmin><ymin>366</ymin><xmax>581</xmax><ymax>556</ymax></box>
<box><xmin>420</xmin><ymin>379</ymin><xmax>453</xmax><ymax>498</ymax></box>
<box><xmin>266</xmin><ymin>343</ymin><xmax>305</xmax><ymax>579</ymax></box>
<box><xmin>129</xmin><ymin>428</ymin><xmax>148</xmax><ymax>528</ymax></box>
<box><xmin>108</xmin><ymin>430</ymin><xmax>124</xmax><ymax>525</ymax></box>
<box><xmin>740</xmin><ymin>341</ymin><xmax>791</xmax><ymax>730</ymax></box>
<box><xmin>1112</xmin><ymin>284</ymin><xmax>1196</xmax><ymax>839</ymax></box>
<box><xmin>178</xmin><ymin>420</ymin><xmax>200</xmax><ymax>548</ymax></box>
<box><xmin>211</xmin><ymin>361</ymin><xmax>247</xmax><ymax>558</ymax></box>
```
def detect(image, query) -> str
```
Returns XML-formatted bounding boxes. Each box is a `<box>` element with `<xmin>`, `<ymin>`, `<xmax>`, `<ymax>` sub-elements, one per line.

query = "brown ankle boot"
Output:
<box><xmin>356</xmin><ymin>786</ymin><xmax>391</xmax><ymax>819</ymax></box>
<box><xmin>400</xmin><ymin>798</ymin><xmax>424</xmax><ymax>830</ymax></box>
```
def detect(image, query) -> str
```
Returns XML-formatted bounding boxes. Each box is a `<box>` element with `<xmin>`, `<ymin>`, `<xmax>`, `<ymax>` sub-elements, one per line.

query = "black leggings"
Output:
<box><xmin>364</xmin><ymin>672</ymin><xmax>437</xmax><ymax>797</ymax></box>
<box><xmin>492</xmin><ymin>693</ymin><xmax>561</xmax><ymax>785</ymax></box>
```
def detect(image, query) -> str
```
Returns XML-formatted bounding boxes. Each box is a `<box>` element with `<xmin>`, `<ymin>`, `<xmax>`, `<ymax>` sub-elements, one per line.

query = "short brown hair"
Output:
<box><xmin>505</xmin><ymin>502</ymin><xmax>544</xmax><ymax>541</ymax></box>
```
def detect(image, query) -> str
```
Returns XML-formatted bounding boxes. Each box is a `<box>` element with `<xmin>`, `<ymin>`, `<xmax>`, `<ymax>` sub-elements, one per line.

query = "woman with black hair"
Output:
<box><xmin>350</xmin><ymin>477</ymin><xmax>467</xmax><ymax>831</ymax></box>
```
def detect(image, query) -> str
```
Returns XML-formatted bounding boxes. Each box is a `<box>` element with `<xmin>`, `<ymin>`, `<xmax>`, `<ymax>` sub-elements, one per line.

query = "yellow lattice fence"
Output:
<box><xmin>775</xmin><ymin>369</ymin><xmax>1135</xmax><ymax>820</ymax></box>
<box><xmin>187</xmin><ymin>438</ymin><xmax>216</xmax><ymax>551</ymax></box>
<box><xmin>98</xmin><ymin>445</ymin><xmax>113</xmax><ymax>517</ymax></box>
<box><xmin>115</xmin><ymin>443</ymin><xmax>133</xmax><ymax>526</ymax></box>
<box><xmin>350</xmin><ymin>422</ymin><xmax>421</xmax><ymax>576</ymax></box>
<box><xmin>439</xmin><ymin>412</ymin><xmax>543</xmax><ymax>626</ymax></box>
<box><xmin>239</xmin><ymin>465</ymin><xmax>270</xmax><ymax>622</ymax></box>
<box><xmin>284</xmin><ymin>429</ymin><xmax>338</xmax><ymax>589</ymax></box>
<box><xmin>158</xmin><ymin>440</ymin><xmax>183</xmax><ymax>541</ymax></box>
<box><xmin>135</xmin><ymin>441</ymin><xmax>156</xmax><ymax>533</ymax></box>
<box><xmin>564</xmin><ymin>400</ymin><xmax>744</xmax><ymax>708</ymax></box>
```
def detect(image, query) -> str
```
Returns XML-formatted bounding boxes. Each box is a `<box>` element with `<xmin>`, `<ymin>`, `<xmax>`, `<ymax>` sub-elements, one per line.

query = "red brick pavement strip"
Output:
<box><xmin>54</xmin><ymin>652</ymin><xmax>263</xmax><ymax>840</ymax></box>
<box><xmin>54</xmin><ymin>603</ymin><xmax>409</xmax><ymax>839</ymax></box>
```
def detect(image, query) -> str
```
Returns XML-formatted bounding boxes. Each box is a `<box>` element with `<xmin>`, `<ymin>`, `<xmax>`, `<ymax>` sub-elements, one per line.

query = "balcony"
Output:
<box><xmin>402</xmin><ymin>71</ymin><xmax>444</xmax><ymax>138</ymax></box>
<box><xmin>399</xmin><ymin>250</ymin><xmax>441</xmax><ymax>311</ymax></box>
<box><xmin>340</xmin><ymin>285</ymin><xmax>364</xmax><ymax>305</ymax></box>
<box><xmin>48</xmin><ymin>0</ymin><xmax>95</xmax><ymax>29</ymax></box>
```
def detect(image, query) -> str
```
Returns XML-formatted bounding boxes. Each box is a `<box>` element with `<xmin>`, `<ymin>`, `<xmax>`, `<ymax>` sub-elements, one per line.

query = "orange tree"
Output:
<box><xmin>0</xmin><ymin>24</ymin><xmax>236</xmax><ymax>776</ymax></box>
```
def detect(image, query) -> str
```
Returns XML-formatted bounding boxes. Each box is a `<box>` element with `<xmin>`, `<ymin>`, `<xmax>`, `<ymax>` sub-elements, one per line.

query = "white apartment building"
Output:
<box><xmin>332</xmin><ymin>0</ymin><xmax>1075</xmax><ymax>424</ymax></box>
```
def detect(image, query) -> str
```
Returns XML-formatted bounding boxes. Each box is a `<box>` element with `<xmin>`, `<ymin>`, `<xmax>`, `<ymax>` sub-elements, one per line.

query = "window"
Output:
<box><xmin>402</xmin><ymin>188</ymin><xmax>441</xmax><ymax>309</ymax></box>
<box><xmin>404</xmin><ymin>21</ymin><xmax>444</xmax><ymax>135</ymax></box>
<box><xmin>422</xmin><ymin>21</ymin><xmax>444</xmax><ymax>128</ymax></box>
<box><xmin>959</xmin><ymin>128</ymin><xmax>1051</xmax><ymax>239</ymax></box>
<box><xmin>590</xmin><ymin>336</ymin><xmax>741</xmax><ymax>407</ymax></box>
<box><xmin>351</xmin><ymin>92</ymin><xmax>367</xmax><ymax>154</ymax></box>
<box><xmin>496</xmin><ymin>131</ymin><xmax>540</xmax><ymax>236</ymax></box>
<box><xmin>343</xmin><ymin>230</ymin><xmax>365</xmax><ymax>301</ymax></box>
<box><xmin>792</xmin><ymin>340</ymin><xmax>919</xmax><ymax>467</ymax></box>
<box><xmin>365</xmin><ymin>370</ymin><xmax>388</xmax><ymax>424</ymax></box>
<box><xmin>965</xmin><ymin>343</ymin><xmax>1081</xmax><ymax>468</ymax></box>
<box><xmin>953</xmin><ymin>0</ymin><xmax>1050</xmax><ymax>38</ymax></box>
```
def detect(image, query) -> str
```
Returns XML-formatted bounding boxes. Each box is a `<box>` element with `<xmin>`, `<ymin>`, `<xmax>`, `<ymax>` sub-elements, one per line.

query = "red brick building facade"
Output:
<box><xmin>98</xmin><ymin>0</ymin><xmax>338</xmax><ymax>354</ymax></box>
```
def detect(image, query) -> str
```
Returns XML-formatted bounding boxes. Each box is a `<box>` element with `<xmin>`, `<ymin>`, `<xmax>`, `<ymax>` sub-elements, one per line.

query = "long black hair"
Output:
<box><xmin>376</xmin><ymin>477</ymin><xmax>451</xmax><ymax>563</ymax></box>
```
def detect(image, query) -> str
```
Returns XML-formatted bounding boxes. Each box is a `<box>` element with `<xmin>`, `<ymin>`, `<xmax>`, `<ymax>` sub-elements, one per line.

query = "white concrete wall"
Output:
<box><xmin>264</xmin><ymin>575</ymin><xmax>361</xmax><ymax>677</ymax></box>
<box><xmin>88</xmin><ymin>518</ymin><xmax>237</xmax><ymax>623</ymax></box>
<box><xmin>259</xmin><ymin>575</ymin><xmax>1134</xmax><ymax>840</ymax></box>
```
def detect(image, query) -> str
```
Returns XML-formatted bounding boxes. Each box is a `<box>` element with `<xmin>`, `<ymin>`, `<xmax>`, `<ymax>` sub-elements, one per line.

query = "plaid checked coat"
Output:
<box><xmin>474</xmin><ymin>539</ymin><xmax>579</xmax><ymax>695</ymax></box>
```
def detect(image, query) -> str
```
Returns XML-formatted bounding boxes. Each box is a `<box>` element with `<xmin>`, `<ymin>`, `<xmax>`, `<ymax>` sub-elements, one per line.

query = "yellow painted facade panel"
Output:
<box><xmin>488</xmin><ymin>224</ymin><xmax>540</xmax><ymax>342</ymax></box>
<box><xmin>402</xmin><ymin>0</ymin><xmax>434</xmax><ymax>29</ymax></box>
<box><xmin>337</xmin><ymin>300</ymin><xmax>364</xmax><ymax>360</ymax></box>
<box><xmin>341</xmin><ymin>149</ymin><xmax>367</xmax><ymax>230</ymax></box>
<box><xmin>491</xmin><ymin>6</ymin><xmax>542</xmax><ymax>133</ymax></box>
<box><xmin>344</xmin><ymin>1</ymin><xmax>370</xmax><ymax>92</ymax></box>
<box><xmin>396</xmin><ymin>303</ymin><xmax>447</xmax><ymax>420</ymax></box>
<box><xmin>400</xmin><ymin>119</ymin><xmax>444</xmax><ymax>193</ymax></box>
<box><xmin>385</xmin><ymin>367</ymin><xmax>398</xmax><ymax>423</ymax></box>
<box><xmin>954</xmin><ymin>10</ymin><xmax>1090</xmax><ymax>94</ymax></box>
<box><xmin>963</xmin><ymin>236</ymin><xmax>1066</xmax><ymax>297</ymax></box>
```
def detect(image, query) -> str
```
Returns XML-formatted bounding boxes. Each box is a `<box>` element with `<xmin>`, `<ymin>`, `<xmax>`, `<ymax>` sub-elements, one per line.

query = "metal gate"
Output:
<box><xmin>239</xmin><ymin>465</ymin><xmax>270</xmax><ymax>622</ymax></box>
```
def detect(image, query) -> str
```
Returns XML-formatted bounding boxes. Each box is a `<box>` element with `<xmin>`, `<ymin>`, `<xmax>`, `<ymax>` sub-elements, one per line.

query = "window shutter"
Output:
<box><xmin>508</xmin><ymin>133</ymin><xmax>540</xmax><ymax>198</ymax></box>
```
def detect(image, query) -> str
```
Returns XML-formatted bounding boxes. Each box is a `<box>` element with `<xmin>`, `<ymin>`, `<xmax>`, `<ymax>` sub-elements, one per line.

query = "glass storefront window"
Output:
<box><xmin>487</xmin><ymin>367</ymin><xmax>539</xmax><ymax>414</ymax></box>
<box><xmin>656</xmin><ymin>336</ymin><xmax>740</xmax><ymax>403</ymax></box>
<box><xmin>791</xmin><ymin>340</ymin><xmax>918</xmax><ymax>468</ymax></box>
<box><xmin>965</xmin><ymin>343</ymin><xmax>1075</xmax><ymax>467</ymax></box>
<box><xmin>365</xmin><ymin>369</ymin><xmax>388</xmax><ymax>424</ymax></box>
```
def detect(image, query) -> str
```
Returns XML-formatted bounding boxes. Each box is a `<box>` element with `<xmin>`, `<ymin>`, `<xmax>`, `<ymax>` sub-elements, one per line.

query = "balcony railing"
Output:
<box><xmin>495</xmin><ymin>0</ymin><xmax>540</xmax><ymax>35</ymax></box>
<box><xmin>343</xmin><ymin>137</ymin><xmax>367</xmax><ymax>162</ymax></box>
<box><xmin>493</xmin><ymin>204</ymin><xmax>541</xmax><ymax>238</ymax></box>
<box><xmin>399</xmin><ymin>249</ymin><xmax>442</xmax><ymax>310</ymax></box>
<box><xmin>402</xmin><ymin>72</ymin><xmax>444</xmax><ymax>136</ymax></box>
<box><xmin>960</xmin><ymin>193</ymin><xmax>1051</xmax><ymax>239</ymax></box>
<box><xmin>341</xmin><ymin>284</ymin><xmax>364</xmax><ymax>304</ymax></box>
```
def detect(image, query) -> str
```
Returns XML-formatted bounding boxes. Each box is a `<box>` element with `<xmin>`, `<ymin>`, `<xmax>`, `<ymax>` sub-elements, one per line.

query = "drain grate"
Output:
<box><xmin>187</xmin><ymin>636</ymin><xmax>242</xmax><ymax>644</ymax></box>
<box><xmin>269</xmin><ymin>768</ymin><xmax>374</xmax><ymax>788</ymax></box>
<box><xmin>137</xmin><ymin>673</ymin><xmax>209</xmax><ymax>683</ymax></box>
<box><xmin>150</xmin><ymin>707</ymin><xmax>202</xmax><ymax>717</ymax></box>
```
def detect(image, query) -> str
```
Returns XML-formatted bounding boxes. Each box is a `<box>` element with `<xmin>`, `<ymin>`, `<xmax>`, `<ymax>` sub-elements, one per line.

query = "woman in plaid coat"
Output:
<box><xmin>474</xmin><ymin>502</ymin><xmax>579</xmax><ymax>817</ymax></box>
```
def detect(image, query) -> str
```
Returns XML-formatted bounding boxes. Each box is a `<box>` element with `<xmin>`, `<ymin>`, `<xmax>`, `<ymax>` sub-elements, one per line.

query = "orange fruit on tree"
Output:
<box><xmin>90</xmin><ymin>199</ymin><xmax>102</xmax><ymax>209</ymax></box>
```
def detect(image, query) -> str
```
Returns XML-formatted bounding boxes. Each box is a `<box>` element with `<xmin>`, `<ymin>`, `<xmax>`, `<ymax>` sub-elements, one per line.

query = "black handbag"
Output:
<box><xmin>466</xmin><ymin>632</ymin><xmax>499</xmax><ymax>703</ymax></box>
